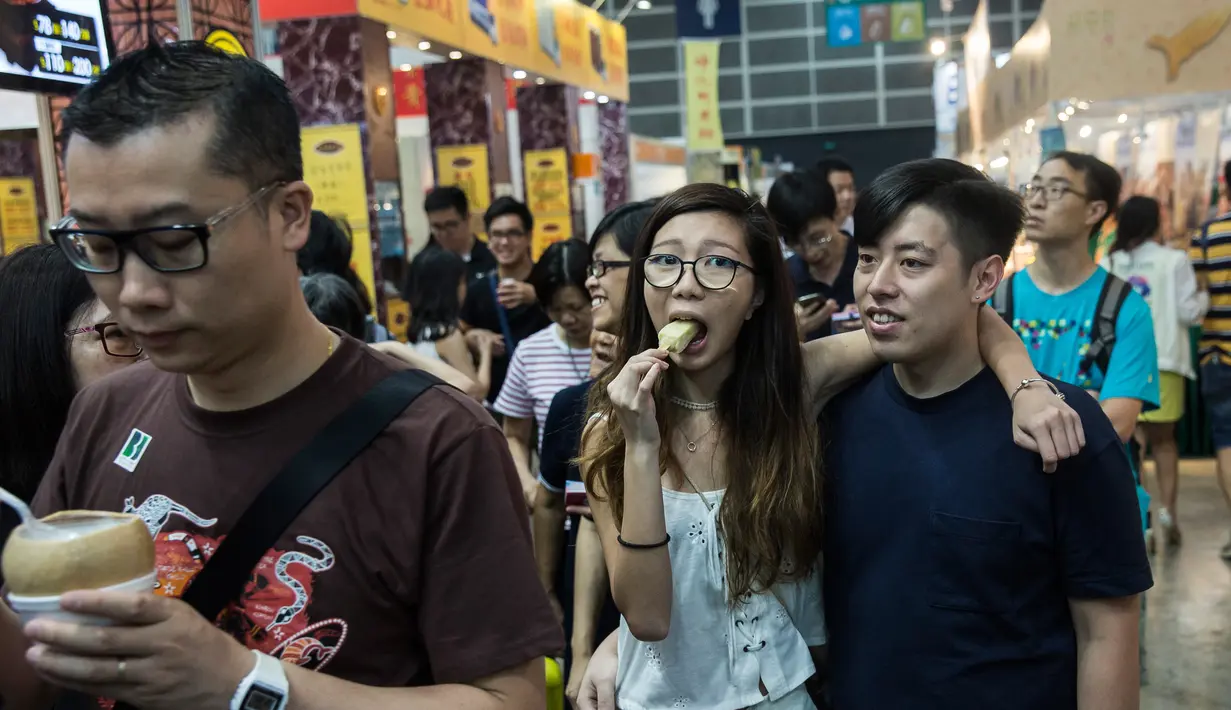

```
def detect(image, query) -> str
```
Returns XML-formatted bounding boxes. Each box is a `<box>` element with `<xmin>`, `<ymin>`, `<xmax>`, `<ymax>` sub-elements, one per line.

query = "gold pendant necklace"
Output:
<box><xmin>679</xmin><ymin>417</ymin><xmax>718</xmax><ymax>453</ymax></box>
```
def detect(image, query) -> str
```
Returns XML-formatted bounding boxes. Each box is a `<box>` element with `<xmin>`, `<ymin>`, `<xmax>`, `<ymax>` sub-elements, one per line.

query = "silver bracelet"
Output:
<box><xmin>1011</xmin><ymin>377</ymin><xmax>1065</xmax><ymax>403</ymax></box>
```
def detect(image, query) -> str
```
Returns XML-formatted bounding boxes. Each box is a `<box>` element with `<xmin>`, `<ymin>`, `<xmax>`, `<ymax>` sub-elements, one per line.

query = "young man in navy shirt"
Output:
<box><xmin>823</xmin><ymin>159</ymin><xmax>1152</xmax><ymax>709</ymax></box>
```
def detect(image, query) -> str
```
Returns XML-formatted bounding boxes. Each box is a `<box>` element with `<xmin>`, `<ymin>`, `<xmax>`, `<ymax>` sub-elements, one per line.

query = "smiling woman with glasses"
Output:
<box><xmin>0</xmin><ymin>245</ymin><xmax>145</xmax><ymax>588</ymax></box>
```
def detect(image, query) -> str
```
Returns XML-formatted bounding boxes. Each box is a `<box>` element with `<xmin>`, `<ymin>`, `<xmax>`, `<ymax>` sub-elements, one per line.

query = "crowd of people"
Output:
<box><xmin>0</xmin><ymin>39</ymin><xmax>1228</xmax><ymax>710</ymax></box>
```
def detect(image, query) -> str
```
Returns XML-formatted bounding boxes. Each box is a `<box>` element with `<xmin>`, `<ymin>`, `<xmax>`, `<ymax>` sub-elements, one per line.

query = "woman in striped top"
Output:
<box><xmin>495</xmin><ymin>239</ymin><xmax>594</xmax><ymax>510</ymax></box>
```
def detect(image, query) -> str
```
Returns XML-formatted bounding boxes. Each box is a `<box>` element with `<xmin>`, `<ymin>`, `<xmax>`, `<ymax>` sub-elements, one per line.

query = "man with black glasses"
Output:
<box><xmin>423</xmin><ymin>186</ymin><xmax>498</xmax><ymax>282</ymax></box>
<box><xmin>0</xmin><ymin>41</ymin><xmax>559</xmax><ymax>710</ymax></box>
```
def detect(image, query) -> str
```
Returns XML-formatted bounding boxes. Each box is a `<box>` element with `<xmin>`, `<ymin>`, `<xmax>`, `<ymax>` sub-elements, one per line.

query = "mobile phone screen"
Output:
<box><xmin>565</xmin><ymin>481</ymin><xmax>588</xmax><ymax>509</ymax></box>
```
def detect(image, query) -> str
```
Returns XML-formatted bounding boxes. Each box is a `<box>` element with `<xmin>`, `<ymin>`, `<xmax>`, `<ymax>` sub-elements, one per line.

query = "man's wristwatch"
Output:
<box><xmin>230</xmin><ymin>650</ymin><xmax>290</xmax><ymax>710</ymax></box>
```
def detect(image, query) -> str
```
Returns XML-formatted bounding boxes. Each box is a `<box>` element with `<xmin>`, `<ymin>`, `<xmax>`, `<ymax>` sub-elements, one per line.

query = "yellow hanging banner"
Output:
<box><xmin>0</xmin><ymin>177</ymin><xmax>41</xmax><ymax>255</ymax></box>
<box><xmin>435</xmin><ymin>144</ymin><xmax>492</xmax><ymax>239</ymax></box>
<box><xmin>524</xmin><ymin>148</ymin><xmax>571</xmax><ymax>216</ymax></box>
<box><xmin>300</xmin><ymin>124</ymin><xmax>376</xmax><ymax>311</ymax></box>
<box><xmin>684</xmin><ymin>41</ymin><xmax>724</xmax><ymax>151</ymax></box>
<box><xmin>532</xmin><ymin>214</ymin><xmax>572</xmax><ymax>260</ymax></box>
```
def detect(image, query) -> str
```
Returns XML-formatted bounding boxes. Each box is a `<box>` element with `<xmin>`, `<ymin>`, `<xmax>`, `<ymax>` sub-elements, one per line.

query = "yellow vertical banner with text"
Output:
<box><xmin>435</xmin><ymin>144</ymin><xmax>492</xmax><ymax>239</ymax></box>
<box><xmin>300</xmin><ymin>124</ymin><xmax>377</xmax><ymax>312</ymax></box>
<box><xmin>0</xmin><ymin>177</ymin><xmax>40</xmax><ymax>255</ymax></box>
<box><xmin>523</xmin><ymin>147</ymin><xmax>572</xmax><ymax>258</ymax></box>
<box><xmin>684</xmin><ymin>41</ymin><xmax>723</xmax><ymax>151</ymax></box>
<box><xmin>602</xmin><ymin>21</ymin><xmax>628</xmax><ymax>101</ymax></box>
<box><xmin>554</xmin><ymin>1</ymin><xmax>587</xmax><ymax>86</ymax></box>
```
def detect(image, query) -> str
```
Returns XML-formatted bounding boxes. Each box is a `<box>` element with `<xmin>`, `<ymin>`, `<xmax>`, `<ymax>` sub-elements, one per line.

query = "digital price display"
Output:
<box><xmin>0</xmin><ymin>0</ymin><xmax>113</xmax><ymax>94</ymax></box>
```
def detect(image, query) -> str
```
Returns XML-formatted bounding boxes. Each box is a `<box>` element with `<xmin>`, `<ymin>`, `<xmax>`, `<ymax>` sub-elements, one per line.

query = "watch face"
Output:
<box><xmin>244</xmin><ymin>687</ymin><xmax>282</xmax><ymax>710</ymax></box>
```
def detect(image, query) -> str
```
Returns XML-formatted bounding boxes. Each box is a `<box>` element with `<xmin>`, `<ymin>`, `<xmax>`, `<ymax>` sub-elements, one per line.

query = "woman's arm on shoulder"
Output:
<box><xmin>368</xmin><ymin>341</ymin><xmax>485</xmax><ymax>401</ymax></box>
<box><xmin>802</xmin><ymin>330</ymin><xmax>880</xmax><ymax>414</ymax></box>
<box><xmin>977</xmin><ymin>306</ymin><xmax>1086</xmax><ymax>471</ymax></box>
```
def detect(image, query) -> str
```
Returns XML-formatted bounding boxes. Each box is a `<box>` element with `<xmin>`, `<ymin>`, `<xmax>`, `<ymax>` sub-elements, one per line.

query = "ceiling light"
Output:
<box><xmin>449</xmin><ymin>50</ymin><xmax>463</xmax><ymax>60</ymax></box>
<box><xmin>418</xmin><ymin>40</ymin><xmax>431</xmax><ymax>51</ymax></box>
<box><xmin>1117</xmin><ymin>113</ymin><xmax>1128</xmax><ymax>124</ymax></box>
<box><xmin>1079</xmin><ymin>125</ymin><xmax>1092</xmax><ymax>138</ymax></box>
<box><xmin>1064</xmin><ymin>106</ymin><xmax>1075</xmax><ymax>116</ymax></box>
<box><xmin>990</xmin><ymin>156</ymin><xmax>1009</xmax><ymax>169</ymax></box>
<box><xmin>1133</xmin><ymin>136</ymin><xmax>1143</xmax><ymax>144</ymax></box>
<box><xmin>399</xmin><ymin>64</ymin><xmax>412</xmax><ymax>72</ymax></box>
<box><xmin>535</xmin><ymin>77</ymin><xmax>546</xmax><ymax>85</ymax></box>
<box><xmin>513</xmin><ymin>70</ymin><xmax>527</xmax><ymax>80</ymax></box>
<box><xmin>635</xmin><ymin>0</ymin><xmax>652</xmax><ymax>8</ymax></box>
<box><xmin>598</xmin><ymin>95</ymin><xmax>610</xmax><ymax>104</ymax></box>
<box><xmin>1003</xmin><ymin>138</ymin><xmax>1010</xmax><ymax>146</ymax></box>
<box><xmin>974</xmin><ymin>163</ymin><xmax>984</xmax><ymax>172</ymax></box>
<box><xmin>1025</xmin><ymin>118</ymin><xmax>1035</xmax><ymax>127</ymax></box>
<box><xmin>386</xmin><ymin>30</ymin><xmax>397</xmax><ymax>39</ymax></box>
<box><xmin>929</xmin><ymin>38</ymin><xmax>946</xmax><ymax>56</ymax></box>
<box><xmin>1024</xmin><ymin>125</ymin><xmax>1033</xmax><ymax>134</ymax></box>
<box><xmin>583</xmin><ymin>90</ymin><xmax>596</xmax><ymax>100</ymax></box>
<box><xmin>1077</xmin><ymin>101</ymin><xmax>1089</xmax><ymax>110</ymax></box>
<box><xmin>1058</xmin><ymin>112</ymin><xmax>1069</xmax><ymax>122</ymax></box>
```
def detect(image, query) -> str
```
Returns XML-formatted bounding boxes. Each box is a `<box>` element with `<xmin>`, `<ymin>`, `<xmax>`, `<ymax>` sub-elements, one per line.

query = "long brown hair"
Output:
<box><xmin>581</xmin><ymin>184</ymin><xmax>823</xmax><ymax>604</ymax></box>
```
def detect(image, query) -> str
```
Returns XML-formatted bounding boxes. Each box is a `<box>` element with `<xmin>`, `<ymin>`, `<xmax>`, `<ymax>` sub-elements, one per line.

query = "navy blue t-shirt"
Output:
<box><xmin>822</xmin><ymin>365</ymin><xmax>1152</xmax><ymax>710</ymax></box>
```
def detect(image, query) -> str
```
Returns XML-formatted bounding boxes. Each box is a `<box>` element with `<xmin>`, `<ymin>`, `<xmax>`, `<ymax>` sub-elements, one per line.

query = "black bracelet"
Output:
<box><xmin>617</xmin><ymin>533</ymin><xmax>671</xmax><ymax>549</ymax></box>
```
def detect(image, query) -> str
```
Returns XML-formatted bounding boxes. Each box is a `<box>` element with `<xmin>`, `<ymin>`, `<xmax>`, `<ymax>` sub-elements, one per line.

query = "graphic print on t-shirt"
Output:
<box><xmin>123</xmin><ymin>493</ymin><xmax>349</xmax><ymax>671</ymax></box>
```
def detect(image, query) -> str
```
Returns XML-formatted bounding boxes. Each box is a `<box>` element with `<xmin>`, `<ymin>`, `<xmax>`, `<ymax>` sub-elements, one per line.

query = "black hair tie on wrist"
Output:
<box><xmin>617</xmin><ymin>533</ymin><xmax>671</xmax><ymax>549</ymax></box>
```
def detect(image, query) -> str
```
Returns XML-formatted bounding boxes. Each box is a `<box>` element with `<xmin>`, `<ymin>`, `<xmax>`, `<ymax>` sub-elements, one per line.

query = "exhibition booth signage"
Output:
<box><xmin>260</xmin><ymin>0</ymin><xmax>629</xmax><ymax>102</ymax></box>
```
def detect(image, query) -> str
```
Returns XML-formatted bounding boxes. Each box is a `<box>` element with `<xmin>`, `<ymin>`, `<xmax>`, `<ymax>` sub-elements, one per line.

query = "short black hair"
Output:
<box><xmin>766</xmin><ymin>171</ymin><xmax>838</xmax><ymax>246</ymax></box>
<box><xmin>1042</xmin><ymin>151</ymin><xmax>1123</xmax><ymax>239</ymax></box>
<box><xmin>300</xmin><ymin>273</ymin><xmax>367</xmax><ymax>340</ymax></box>
<box><xmin>590</xmin><ymin>200</ymin><xmax>658</xmax><ymax>257</ymax></box>
<box><xmin>814</xmin><ymin>156</ymin><xmax>855</xmax><ymax>180</ymax></box>
<box><xmin>855</xmin><ymin>158</ymin><xmax>1024</xmax><ymax>268</ymax></box>
<box><xmin>0</xmin><ymin>245</ymin><xmax>95</xmax><ymax>504</ymax></box>
<box><xmin>61</xmin><ymin>41</ymin><xmax>301</xmax><ymax>190</ymax></box>
<box><xmin>298</xmin><ymin>211</ymin><xmax>373</xmax><ymax>313</ymax></box>
<box><xmin>484</xmin><ymin>196</ymin><xmax>533</xmax><ymax>233</ymax></box>
<box><xmin>425</xmin><ymin>186</ymin><xmax>468</xmax><ymax>216</ymax></box>
<box><xmin>529</xmin><ymin>239</ymin><xmax>589</xmax><ymax>306</ymax></box>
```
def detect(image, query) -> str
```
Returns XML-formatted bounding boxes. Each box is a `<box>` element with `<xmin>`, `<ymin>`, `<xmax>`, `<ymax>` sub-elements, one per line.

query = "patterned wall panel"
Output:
<box><xmin>192</xmin><ymin>0</ymin><xmax>255</xmax><ymax>56</ymax></box>
<box><xmin>516</xmin><ymin>84</ymin><xmax>583</xmax><ymax>239</ymax></box>
<box><xmin>599</xmin><ymin>101</ymin><xmax>629</xmax><ymax>212</ymax></box>
<box><xmin>278</xmin><ymin>17</ymin><xmax>366</xmax><ymax>126</ymax></box>
<box><xmin>424</xmin><ymin>59</ymin><xmax>492</xmax><ymax>149</ymax></box>
<box><xmin>107</xmin><ymin>0</ymin><xmax>179</xmax><ymax>55</ymax></box>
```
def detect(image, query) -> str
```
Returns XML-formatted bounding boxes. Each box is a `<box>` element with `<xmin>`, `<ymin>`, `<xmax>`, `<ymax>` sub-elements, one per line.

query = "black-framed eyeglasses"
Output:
<box><xmin>65</xmin><ymin>321</ymin><xmax>143</xmax><ymax>358</ymax></box>
<box><xmin>644</xmin><ymin>253</ymin><xmax>756</xmax><ymax>291</ymax></box>
<box><xmin>589</xmin><ymin>259</ymin><xmax>631</xmax><ymax>278</ymax></box>
<box><xmin>1020</xmin><ymin>183</ymin><xmax>1088</xmax><ymax>203</ymax></box>
<box><xmin>50</xmin><ymin>183</ymin><xmax>283</xmax><ymax>274</ymax></box>
<box><xmin>798</xmin><ymin>231</ymin><xmax>834</xmax><ymax>250</ymax></box>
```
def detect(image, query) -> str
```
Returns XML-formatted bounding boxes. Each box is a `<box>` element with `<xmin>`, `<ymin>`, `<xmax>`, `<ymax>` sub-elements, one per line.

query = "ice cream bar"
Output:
<box><xmin>658</xmin><ymin>320</ymin><xmax>701</xmax><ymax>353</ymax></box>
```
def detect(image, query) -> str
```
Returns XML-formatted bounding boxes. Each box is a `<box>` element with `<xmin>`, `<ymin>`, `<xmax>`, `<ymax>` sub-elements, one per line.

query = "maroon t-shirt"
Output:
<box><xmin>31</xmin><ymin>335</ymin><xmax>562</xmax><ymax>687</ymax></box>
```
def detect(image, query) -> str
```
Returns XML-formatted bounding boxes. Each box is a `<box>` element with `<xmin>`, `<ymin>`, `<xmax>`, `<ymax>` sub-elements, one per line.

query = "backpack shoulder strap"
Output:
<box><xmin>991</xmin><ymin>271</ymin><xmax>1015</xmax><ymax>324</ymax></box>
<box><xmin>1082</xmin><ymin>273</ymin><xmax>1132</xmax><ymax>378</ymax></box>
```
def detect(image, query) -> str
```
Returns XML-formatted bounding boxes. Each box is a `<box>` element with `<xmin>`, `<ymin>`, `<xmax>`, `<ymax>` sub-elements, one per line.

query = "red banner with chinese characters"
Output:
<box><xmin>393</xmin><ymin>68</ymin><xmax>427</xmax><ymax>117</ymax></box>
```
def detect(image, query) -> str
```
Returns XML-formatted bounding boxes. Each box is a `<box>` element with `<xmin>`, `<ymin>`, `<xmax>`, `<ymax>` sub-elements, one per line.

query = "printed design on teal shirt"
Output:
<box><xmin>1012</xmin><ymin>317</ymin><xmax>1097</xmax><ymax>389</ymax></box>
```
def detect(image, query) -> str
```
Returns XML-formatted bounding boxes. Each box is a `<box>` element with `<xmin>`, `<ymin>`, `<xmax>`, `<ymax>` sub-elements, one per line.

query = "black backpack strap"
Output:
<box><xmin>99</xmin><ymin>368</ymin><xmax>442</xmax><ymax>710</ymax></box>
<box><xmin>1081</xmin><ymin>274</ymin><xmax>1132</xmax><ymax>378</ymax></box>
<box><xmin>991</xmin><ymin>271</ymin><xmax>1015</xmax><ymax>324</ymax></box>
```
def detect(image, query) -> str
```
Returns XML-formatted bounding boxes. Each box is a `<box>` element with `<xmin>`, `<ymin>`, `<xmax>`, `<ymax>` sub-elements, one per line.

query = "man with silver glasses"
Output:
<box><xmin>0</xmin><ymin>41</ymin><xmax>559</xmax><ymax>710</ymax></box>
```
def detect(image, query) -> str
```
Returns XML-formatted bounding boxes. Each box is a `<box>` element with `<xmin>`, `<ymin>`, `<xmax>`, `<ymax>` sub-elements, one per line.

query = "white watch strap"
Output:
<box><xmin>230</xmin><ymin>650</ymin><xmax>290</xmax><ymax>710</ymax></box>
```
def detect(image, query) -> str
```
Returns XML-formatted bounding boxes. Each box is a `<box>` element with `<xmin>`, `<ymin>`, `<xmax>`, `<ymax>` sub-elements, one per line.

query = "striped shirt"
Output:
<box><xmin>1189</xmin><ymin>213</ymin><xmax>1231</xmax><ymax>365</ymax></box>
<box><xmin>493</xmin><ymin>325</ymin><xmax>591</xmax><ymax>453</ymax></box>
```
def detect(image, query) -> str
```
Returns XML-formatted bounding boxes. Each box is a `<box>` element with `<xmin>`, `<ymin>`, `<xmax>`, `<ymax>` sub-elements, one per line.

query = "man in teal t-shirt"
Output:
<box><xmin>1012</xmin><ymin>152</ymin><xmax>1161</xmax><ymax>527</ymax></box>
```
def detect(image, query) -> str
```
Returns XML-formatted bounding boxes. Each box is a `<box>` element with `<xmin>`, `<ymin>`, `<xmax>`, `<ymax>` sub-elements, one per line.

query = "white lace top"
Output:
<box><xmin>615</xmin><ymin>488</ymin><xmax>826</xmax><ymax>710</ymax></box>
